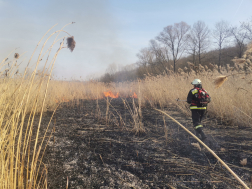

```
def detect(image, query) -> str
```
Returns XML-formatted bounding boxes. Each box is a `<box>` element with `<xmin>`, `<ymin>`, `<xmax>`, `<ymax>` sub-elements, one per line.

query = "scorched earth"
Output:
<box><xmin>39</xmin><ymin>98</ymin><xmax>252</xmax><ymax>189</ymax></box>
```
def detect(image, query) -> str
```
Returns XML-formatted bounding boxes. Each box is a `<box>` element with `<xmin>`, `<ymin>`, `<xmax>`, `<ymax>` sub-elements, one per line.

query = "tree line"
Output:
<box><xmin>100</xmin><ymin>18</ymin><xmax>252</xmax><ymax>83</ymax></box>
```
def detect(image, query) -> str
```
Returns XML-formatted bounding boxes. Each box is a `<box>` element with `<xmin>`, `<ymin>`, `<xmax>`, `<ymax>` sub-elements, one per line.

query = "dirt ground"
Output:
<box><xmin>41</xmin><ymin>98</ymin><xmax>252</xmax><ymax>189</ymax></box>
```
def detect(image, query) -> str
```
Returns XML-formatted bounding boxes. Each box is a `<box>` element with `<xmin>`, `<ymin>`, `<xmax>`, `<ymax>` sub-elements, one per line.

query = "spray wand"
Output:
<box><xmin>176</xmin><ymin>98</ymin><xmax>187</xmax><ymax>102</ymax></box>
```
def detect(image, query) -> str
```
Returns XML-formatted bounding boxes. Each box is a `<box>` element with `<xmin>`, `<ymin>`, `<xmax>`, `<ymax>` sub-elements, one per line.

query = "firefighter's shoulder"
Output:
<box><xmin>191</xmin><ymin>88</ymin><xmax>198</xmax><ymax>95</ymax></box>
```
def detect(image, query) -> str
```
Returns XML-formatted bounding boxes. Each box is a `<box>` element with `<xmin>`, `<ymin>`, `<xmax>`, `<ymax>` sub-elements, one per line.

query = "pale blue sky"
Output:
<box><xmin>0</xmin><ymin>0</ymin><xmax>251</xmax><ymax>80</ymax></box>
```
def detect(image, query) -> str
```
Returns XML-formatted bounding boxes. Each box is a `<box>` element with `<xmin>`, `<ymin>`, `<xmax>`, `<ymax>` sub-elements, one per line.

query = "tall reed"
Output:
<box><xmin>0</xmin><ymin>23</ymin><xmax>75</xmax><ymax>189</ymax></box>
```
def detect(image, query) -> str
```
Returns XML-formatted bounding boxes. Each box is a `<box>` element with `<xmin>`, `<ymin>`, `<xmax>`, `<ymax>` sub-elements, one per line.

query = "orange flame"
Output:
<box><xmin>62</xmin><ymin>98</ymin><xmax>69</xmax><ymax>102</ymax></box>
<box><xmin>132</xmin><ymin>92</ymin><xmax>137</xmax><ymax>98</ymax></box>
<box><xmin>103</xmin><ymin>91</ymin><xmax>119</xmax><ymax>98</ymax></box>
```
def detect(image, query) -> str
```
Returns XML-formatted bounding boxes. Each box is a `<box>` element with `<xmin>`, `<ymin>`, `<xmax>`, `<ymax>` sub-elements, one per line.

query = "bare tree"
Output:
<box><xmin>149</xmin><ymin>39</ymin><xmax>170</xmax><ymax>72</ymax></box>
<box><xmin>213</xmin><ymin>20</ymin><xmax>231</xmax><ymax>71</ymax></box>
<box><xmin>136</xmin><ymin>47</ymin><xmax>155</xmax><ymax>75</ymax></box>
<box><xmin>137</xmin><ymin>48</ymin><xmax>154</xmax><ymax>67</ymax></box>
<box><xmin>230</xmin><ymin>26</ymin><xmax>248</xmax><ymax>58</ymax></box>
<box><xmin>189</xmin><ymin>21</ymin><xmax>210</xmax><ymax>66</ymax></box>
<box><xmin>156</xmin><ymin>21</ymin><xmax>190</xmax><ymax>72</ymax></box>
<box><xmin>187</xmin><ymin>32</ymin><xmax>197</xmax><ymax>65</ymax></box>
<box><xmin>241</xmin><ymin>17</ymin><xmax>252</xmax><ymax>40</ymax></box>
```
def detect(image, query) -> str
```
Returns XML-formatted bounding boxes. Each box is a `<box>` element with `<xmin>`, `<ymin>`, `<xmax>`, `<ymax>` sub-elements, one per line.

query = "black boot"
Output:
<box><xmin>199</xmin><ymin>128</ymin><xmax>207</xmax><ymax>141</ymax></box>
<box><xmin>196</xmin><ymin>128</ymin><xmax>207</xmax><ymax>141</ymax></box>
<box><xmin>195</xmin><ymin>130</ymin><xmax>201</xmax><ymax>138</ymax></box>
<box><xmin>201</xmin><ymin>132</ymin><xmax>207</xmax><ymax>141</ymax></box>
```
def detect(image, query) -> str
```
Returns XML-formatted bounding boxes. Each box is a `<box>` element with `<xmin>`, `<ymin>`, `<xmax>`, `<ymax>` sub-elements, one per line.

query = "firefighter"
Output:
<box><xmin>187</xmin><ymin>79</ymin><xmax>211</xmax><ymax>141</ymax></box>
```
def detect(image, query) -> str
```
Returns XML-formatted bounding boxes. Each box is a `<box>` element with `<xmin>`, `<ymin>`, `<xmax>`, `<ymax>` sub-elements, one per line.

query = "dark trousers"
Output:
<box><xmin>191</xmin><ymin>109</ymin><xmax>206</xmax><ymax>140</ymax></box>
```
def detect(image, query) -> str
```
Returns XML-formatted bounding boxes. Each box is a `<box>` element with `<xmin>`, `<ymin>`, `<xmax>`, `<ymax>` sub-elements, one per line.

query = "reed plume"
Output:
<box><xmin>14</xmin><ymin>53</ymin><xmax>20</xmax><ymax>59</ymax></box>
<box><xmin>67</xmin><ymin>36</ymin><xmax>76</xmax><ymax>52</ymax></box>
<box><xmin>232</xmin><ymin>58</ymin><xmax>246</xmax><ymax>64</ymax></box>
<box><xmin>213</xmin><ymin>75</ymin><xmax>228</xmax><ymax>88</ymax></box>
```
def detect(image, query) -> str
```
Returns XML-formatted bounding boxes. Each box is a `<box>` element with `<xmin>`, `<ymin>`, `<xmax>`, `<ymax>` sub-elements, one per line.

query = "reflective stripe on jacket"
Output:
<box><xmin>190</xmin><ymin>106</ymin><xmax>206</xmax><ymax>110</ymax></box>
<box><xmin>191</xmin><ymin>89</ymin><xmax>198</xmax><ymax>95</ymax></box>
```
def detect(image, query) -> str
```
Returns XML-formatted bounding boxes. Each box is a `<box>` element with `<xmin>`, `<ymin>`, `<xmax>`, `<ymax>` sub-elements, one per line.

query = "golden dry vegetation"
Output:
<box><xmin>0</xmin><ymin>23</ymin><xmax>76</xmax><ymax>189</ymax></box>
<box><xmin>49</xmin><ymin>60</ymin><xmax>252</xmax><ymax>129</ymax></box>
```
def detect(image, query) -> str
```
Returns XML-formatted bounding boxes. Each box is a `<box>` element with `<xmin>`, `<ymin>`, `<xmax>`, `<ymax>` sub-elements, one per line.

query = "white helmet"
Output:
<box><xmin>191</xmin><ymin>79</ymin><xmax>201</xmax><ymax>85</ymax></box>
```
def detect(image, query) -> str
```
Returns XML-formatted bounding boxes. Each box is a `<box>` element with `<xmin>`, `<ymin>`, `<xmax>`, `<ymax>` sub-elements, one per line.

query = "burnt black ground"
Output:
<box><xmin>42</xmin><ymin>98</ymin><xmax>252</xmax><ymax>189</ymax></box>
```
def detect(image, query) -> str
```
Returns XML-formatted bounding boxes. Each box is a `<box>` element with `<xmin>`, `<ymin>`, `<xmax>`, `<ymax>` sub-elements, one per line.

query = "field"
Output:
<box><xmin>41</xmin><ymin>98</ymin><xmax>252</xmax><ymax>188</ymax></box>
<box><xmin>1</xmin><ymin>26</ymin><xmax>252</xmax><ymax>189</ymax></box>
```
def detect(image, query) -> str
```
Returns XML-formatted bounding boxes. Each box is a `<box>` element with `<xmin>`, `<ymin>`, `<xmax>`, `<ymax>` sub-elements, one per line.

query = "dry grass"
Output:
<box><xmin>0</xmin><ymin>23</ymin><xmax>75</xmax><ymax>189</ymax></box>
<box><xmin>47</xmin><ymin>58</ymin><xmax>252</xmax><ymax>128</ymax></box>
